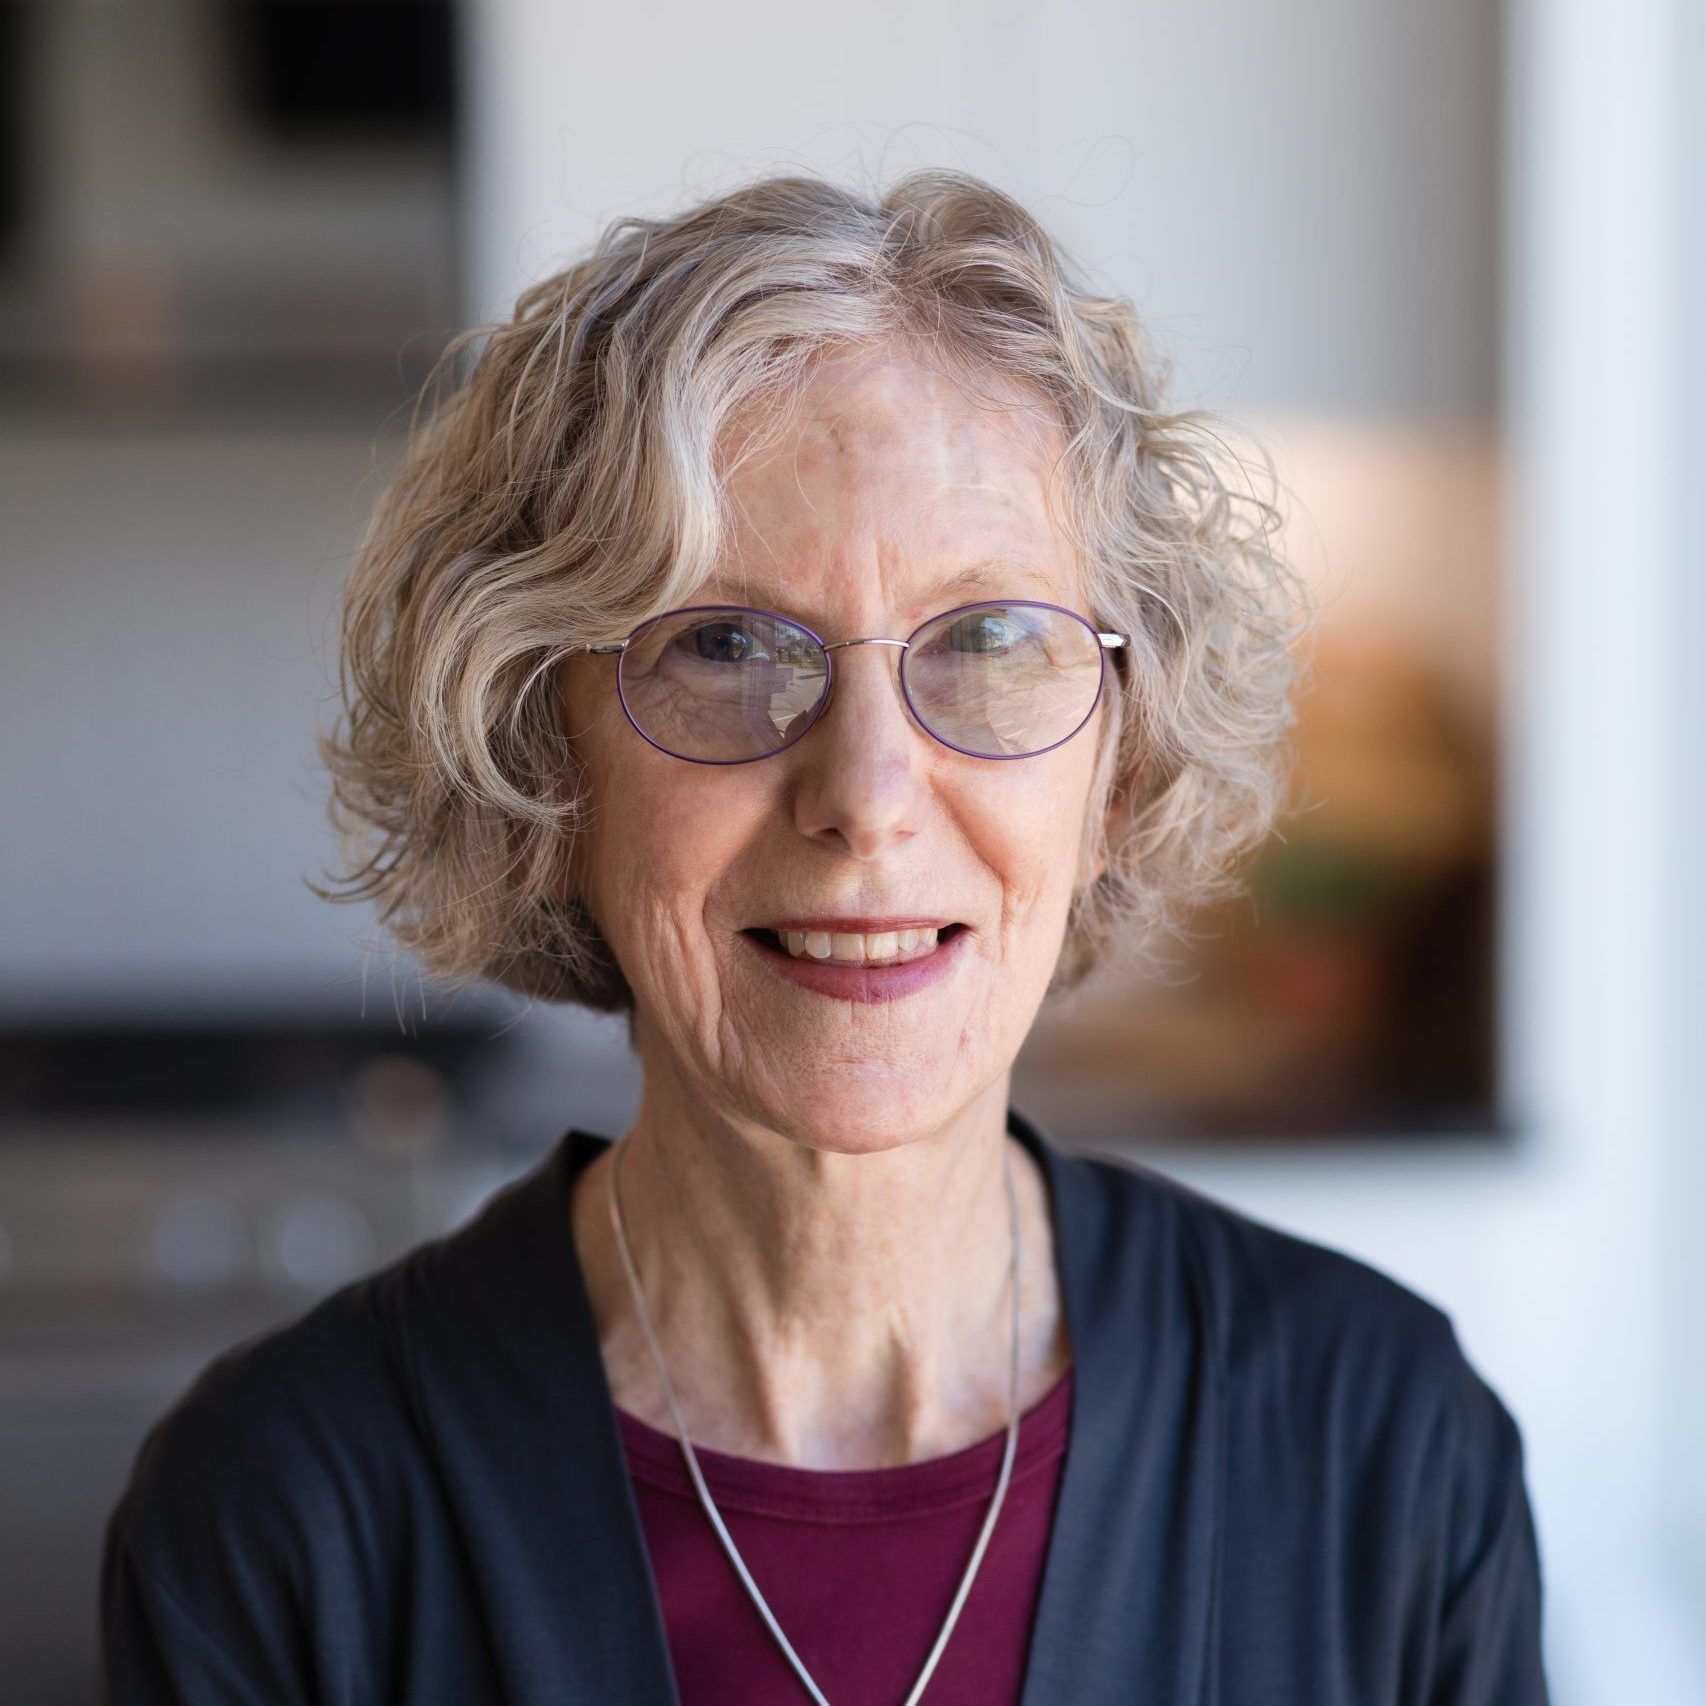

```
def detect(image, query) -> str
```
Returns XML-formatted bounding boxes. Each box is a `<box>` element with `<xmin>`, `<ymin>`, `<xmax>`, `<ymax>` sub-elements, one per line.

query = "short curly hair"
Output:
<box><xmin>313</xmin><ymin>166</ymin><xmax>1314</xmax><ymax>1015</ymax></box>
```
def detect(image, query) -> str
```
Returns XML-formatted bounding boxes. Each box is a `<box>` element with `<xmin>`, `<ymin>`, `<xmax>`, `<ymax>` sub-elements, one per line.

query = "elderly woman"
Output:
<box><xmin>99</xmin><ymin>170</ymin><xmax>1548</xmax><ymax>1704</ymax></box>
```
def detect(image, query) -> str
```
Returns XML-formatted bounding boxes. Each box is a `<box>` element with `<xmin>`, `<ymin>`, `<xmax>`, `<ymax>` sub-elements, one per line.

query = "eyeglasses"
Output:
<box><xmin>568</xmin><ymin>599</ymin><xmax>1129</xmax><ymax>765</ymax></box>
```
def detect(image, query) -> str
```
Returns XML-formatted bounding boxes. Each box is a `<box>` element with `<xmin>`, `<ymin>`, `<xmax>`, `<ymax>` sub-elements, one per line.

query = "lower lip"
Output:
<box><xmin>739</xmin><ymin>926</ymin><xmax>971</xmax><ymax>1003</ymax></box>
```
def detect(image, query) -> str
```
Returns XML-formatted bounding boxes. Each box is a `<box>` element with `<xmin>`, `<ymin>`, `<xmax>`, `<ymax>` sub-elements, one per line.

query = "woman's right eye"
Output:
<box><xmin>678</xmin><ymin>622</ymin><xmax>758</xmax><ymax>664</ymax></box>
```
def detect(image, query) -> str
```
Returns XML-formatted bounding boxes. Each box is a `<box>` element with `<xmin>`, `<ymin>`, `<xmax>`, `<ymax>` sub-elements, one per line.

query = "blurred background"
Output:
<box><xmin>0</xmin><ymin>0</ymin><xmax>1699</xmax><ymax>1698</ymax></box>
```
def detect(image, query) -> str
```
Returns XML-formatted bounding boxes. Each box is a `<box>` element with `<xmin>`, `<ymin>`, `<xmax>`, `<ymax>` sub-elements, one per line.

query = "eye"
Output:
<box><xmin>926</xmin><ymin>610</ymin><xmax>1028</xmax><ymax>655</ymax></box>
<box><xmin>675</xmin><ymin>620</ymin><xmax>766</xmax><ymax>665</ymax></box>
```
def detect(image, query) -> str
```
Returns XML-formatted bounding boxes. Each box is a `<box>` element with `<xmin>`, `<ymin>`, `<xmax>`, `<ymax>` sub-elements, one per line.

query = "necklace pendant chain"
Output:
<box><xmin>608</xmin><ymin>1132</ymin><xmax>1024</xmax><ymax>1706</ymax></box>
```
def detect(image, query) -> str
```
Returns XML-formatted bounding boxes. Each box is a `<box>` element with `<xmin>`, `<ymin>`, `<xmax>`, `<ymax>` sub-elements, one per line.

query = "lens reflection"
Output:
<box><xmin>902</xmin><ymin>603</ymin><xmax>1104</xmax><ymax>757</ymax></box>
<box><xmin>618</xmin><ymin>607</ymin><xmax>827</xmax><ymax>762</ymax></box>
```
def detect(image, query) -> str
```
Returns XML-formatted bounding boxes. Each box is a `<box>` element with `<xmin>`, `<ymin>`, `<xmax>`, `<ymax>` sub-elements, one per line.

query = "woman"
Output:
<box><xmin>99</xmin><ymin>169</ymin><xmax>1549</xmax><ymax>1704</ymax></box>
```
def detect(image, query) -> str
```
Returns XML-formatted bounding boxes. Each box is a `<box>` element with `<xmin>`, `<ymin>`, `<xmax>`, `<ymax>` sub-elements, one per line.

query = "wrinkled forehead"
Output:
<box><xmin>720</xmin><ymin>338</ymin><xmax>1067</xmax><ymax>479</ymax></box>
<box><xmin>709</xmin><ymin>342</ymin><xmax>1082</xmax><ymax>618</ymax></box>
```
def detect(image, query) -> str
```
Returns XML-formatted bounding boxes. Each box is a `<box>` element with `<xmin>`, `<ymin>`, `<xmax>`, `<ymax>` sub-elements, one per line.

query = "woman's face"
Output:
<box><xmin>561</xmin><ymin>342</ymin><xmax>1111</xmax><ymax>1152</ymax></box>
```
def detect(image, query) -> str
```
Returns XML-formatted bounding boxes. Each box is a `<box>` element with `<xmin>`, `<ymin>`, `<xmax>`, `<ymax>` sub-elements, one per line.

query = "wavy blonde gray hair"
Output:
<box><xmin>314</xmin><ymin>167</ymin><xmax>1314</xmax><ymax>1014</ymax></box>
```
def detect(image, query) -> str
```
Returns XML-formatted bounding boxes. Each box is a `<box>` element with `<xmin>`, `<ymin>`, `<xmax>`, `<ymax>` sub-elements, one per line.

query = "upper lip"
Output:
<box><xmin>748</xmin><ymin>916</ymin><xmax>962</xmax><ymax>934</ymax></box>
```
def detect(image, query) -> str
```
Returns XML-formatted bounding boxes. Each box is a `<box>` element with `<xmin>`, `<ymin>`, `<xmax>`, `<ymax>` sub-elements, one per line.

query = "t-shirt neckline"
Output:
<box><xmin>612</xmin><ymin>1360</ymin><xmax>1074</xmax><ymax>1523</ymax></box>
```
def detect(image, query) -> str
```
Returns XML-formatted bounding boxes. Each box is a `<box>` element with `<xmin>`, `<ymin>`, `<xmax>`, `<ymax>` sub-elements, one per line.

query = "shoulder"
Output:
<box><xmin>105</xmin><ymin>1236</ymin><xmax>436</xmax><ymax>1613</ymax></box>
<box><xmin>1058</xmin><ymin>1143</ymin><xmax>1548</xmax><ymax>1685</ymax></box>
<box><xmin>99</xmin><ymin>1234</ymin><xmax>472</xmax><ymax>1701</ymax></box>
<box><xmin>1070</xmin><ymin>1142</ymin><xmax>1458</xmax><ymax>1348</ymax></box>
<box><xmin>1068</xmin><ymin>1143</ymin><xmax>1520</xmax><ymax>1472</ymax></box>
<box><xmin>99</xmin><ymin>1149</ymin><xmax>576</xmax><ymax>1697</ymax></box>
<box><xmin>106</xmin><ymin>1140</ymin><xmax>555</xmax><ymax>1580</ymax></box>
<box><xmin>1075</xmin><ymin>1145</ymin><xmax>1542</xmax><ymax>1621</ymax></box>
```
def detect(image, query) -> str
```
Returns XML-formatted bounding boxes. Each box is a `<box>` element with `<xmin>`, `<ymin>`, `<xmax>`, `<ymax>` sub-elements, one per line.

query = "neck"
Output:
<box><xmin>568</xmin><ymin>1067</ymin><xmax>1071</xmax><ymax>1470</ymax></box>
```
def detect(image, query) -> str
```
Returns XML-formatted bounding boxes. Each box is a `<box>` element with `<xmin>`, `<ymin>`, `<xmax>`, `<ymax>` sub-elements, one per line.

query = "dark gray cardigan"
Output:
<box><xmin>99</xmin><ymin>1108</ymin><xmax>1550</xmax><ymax>1703</ymax></box>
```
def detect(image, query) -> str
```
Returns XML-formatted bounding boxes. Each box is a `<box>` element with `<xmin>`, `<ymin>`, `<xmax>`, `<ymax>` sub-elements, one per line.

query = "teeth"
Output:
<box><xmin>779</xmin><ymin>926</ymin><xmax>942</xmax><ymax>964</ymax></box>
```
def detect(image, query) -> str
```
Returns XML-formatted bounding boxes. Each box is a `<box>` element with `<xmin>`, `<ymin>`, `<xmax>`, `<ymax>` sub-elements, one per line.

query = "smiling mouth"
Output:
<box><xmin>742</xmin><ymin>923</ymin><xmax>969</xmax><ymax>967</ymax></box>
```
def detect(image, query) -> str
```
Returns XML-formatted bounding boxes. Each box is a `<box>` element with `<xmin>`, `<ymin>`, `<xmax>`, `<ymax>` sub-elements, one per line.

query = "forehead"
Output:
<box><xmin>709</xmin><ymin>342</ymin><xmax>1080</xmax><ymax>615</ymax></box>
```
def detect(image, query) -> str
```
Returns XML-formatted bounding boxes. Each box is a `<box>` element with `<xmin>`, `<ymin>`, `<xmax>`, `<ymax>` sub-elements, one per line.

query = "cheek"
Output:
<box><xmin>567</xmin><ymin>670</ymin><xmax>708</xmax><ymax>930</ymax></box>
<box><xmin>1015</xmin><ymin>731</ymin><xmax>1103</xmax><ymax>854</ymax></box>
<box><xmin>581</xmin><ymin>758</ymin><xmax>759</xmax><ymax>984</ymax></box>
<box><xmin>967</xmin><ymin>740</ymin><xmax>1102</xmax><ymax>950</ymax></box>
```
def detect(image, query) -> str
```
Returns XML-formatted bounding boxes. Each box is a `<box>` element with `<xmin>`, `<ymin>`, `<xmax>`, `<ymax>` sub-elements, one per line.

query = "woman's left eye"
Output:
<box><xmin>929</xmin><ymin>614</ymin><xmax>1019</xmax><ymax>654</ymax></box>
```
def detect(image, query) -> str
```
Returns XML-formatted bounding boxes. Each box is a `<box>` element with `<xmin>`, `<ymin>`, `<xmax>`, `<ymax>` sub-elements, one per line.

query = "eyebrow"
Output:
<box><xmin>933</xmin><ymin>559</ymin><xmax>1056</xmax><ymax>600</ymax></box>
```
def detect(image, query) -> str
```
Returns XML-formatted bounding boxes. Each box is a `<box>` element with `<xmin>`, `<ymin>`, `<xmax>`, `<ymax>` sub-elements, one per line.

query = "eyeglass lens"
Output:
<box><xmin>615</xmin><ymin>602</ymin><xmax>1106</xmax><ymax>763</ymax></box>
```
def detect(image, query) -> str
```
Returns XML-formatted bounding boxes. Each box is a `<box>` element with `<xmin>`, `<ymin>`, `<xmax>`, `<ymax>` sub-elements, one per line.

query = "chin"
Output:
<box><xmin>752</xmin><ymin>1081</ymin><xmax>974</xmax><ymax>1155</ymax></box>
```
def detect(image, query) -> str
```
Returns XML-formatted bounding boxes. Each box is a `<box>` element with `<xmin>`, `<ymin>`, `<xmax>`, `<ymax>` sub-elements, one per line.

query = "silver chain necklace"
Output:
<box><xmin>607</xmin><ymin>1134</ymin><xmax>1023</xmax><ymax>1706</ymax></box>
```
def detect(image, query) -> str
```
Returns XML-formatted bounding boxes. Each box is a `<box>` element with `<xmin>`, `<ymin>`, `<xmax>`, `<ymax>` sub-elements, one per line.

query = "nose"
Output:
<box><xmin>788</xmin><ymin>639</ymin><xmax>931</xmax><ymax>860</ymax></box>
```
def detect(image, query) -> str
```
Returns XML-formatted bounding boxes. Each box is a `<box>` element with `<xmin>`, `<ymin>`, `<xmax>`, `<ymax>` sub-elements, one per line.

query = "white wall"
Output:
<box><xmin>1659</xmin><ymin>0</ymin><xmax>1706</xmax><ymax>1631</ymax></box>
<box><xmin>0</xmin><ymin>1</ymin><xmax>459</xmax><ymax>1020</ymax></box>
<box><xmin>0</xmin><ymin>427</ymin><xmax>414</xmax><ymax>1018</ymax></box>
<box><xmin>463</xmin><ymin>0</ymin><xmax>1498</xmax><ymax>417</ymax></box>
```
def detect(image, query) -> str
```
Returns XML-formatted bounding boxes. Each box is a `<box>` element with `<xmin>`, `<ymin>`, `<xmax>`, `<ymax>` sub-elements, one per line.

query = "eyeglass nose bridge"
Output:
<box><xmin>820</xmin><ymin>636</ymin><xmax>910</xmax><ymax>652</ymax></box>
<box><xmin>811</xmin><ymin>636</ymin><xmax>913</xmax><ymax>740</ymax></box>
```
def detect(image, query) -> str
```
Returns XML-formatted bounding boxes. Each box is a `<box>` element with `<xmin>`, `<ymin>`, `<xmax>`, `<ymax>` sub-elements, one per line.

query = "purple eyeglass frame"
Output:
<box><xmin>570</xmin><ymin>598</ymin><xmax>1131</xmax><ymax>765</ymax></box>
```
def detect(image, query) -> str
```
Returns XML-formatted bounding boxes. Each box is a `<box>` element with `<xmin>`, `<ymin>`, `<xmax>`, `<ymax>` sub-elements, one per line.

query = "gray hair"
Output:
<box><xmin>313</xmin><ymin>167</ymin><xmax>1315</xmax><ymax>1015</ymax></box>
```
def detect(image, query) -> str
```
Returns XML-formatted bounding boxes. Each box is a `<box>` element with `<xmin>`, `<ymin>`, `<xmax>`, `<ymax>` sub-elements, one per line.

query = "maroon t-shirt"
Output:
<box><xmin>613</xmin><ymin>1364</ymin><xmax>1074</xmax><ymax>1705</ymax></box>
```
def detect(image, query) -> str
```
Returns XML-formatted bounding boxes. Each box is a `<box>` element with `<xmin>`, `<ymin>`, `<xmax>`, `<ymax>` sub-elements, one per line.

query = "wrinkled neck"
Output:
<box><xmin>568</xmin><ymin>1077</ymin><xmax>1069</xmax><ymax>1469</ymax></box>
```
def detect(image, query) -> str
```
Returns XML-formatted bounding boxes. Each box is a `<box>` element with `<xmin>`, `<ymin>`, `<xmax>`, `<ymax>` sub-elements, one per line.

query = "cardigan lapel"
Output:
<box><xmin>397</xmin><ymin>1126</ymin><xmax>682</xmax><ymax>1705</ymax></box>
<box><xmin>1010</xmin><ymin>1106</ymin><xmax>1222</xmax><ymax>1706</ymax></box>
<box><xmin>403</xmin><ymin>1107</ymin><xmax>1219</xmax><ymax>1705</ymax></box>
